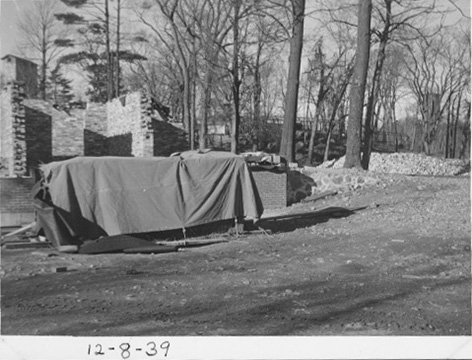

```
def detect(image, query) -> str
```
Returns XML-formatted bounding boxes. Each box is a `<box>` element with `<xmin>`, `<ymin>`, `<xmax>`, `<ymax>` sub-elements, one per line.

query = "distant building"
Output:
<box><xmin>1</xmin><ymin>54</ymin><xmax>38</xmax><ymax>98</ymax></box>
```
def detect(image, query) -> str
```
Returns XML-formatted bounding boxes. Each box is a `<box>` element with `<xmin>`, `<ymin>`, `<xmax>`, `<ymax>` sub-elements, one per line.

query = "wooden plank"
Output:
<box><xmin>1</xmin><ymin>222</ymin><xmax>36</xmax><ymax>242</ymax></box>
<box><xmin>4</xmin><ymin>242</ymin><xmax>52</xmax><ymax>250</ymax></box>
<box><xmin>123</xmin><ymin>245</ymin><xmax>177</xmax><ymax>254</ymax></box>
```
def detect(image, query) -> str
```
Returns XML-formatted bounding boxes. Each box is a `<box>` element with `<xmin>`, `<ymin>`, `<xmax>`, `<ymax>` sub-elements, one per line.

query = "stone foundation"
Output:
<box><xmin>287</xmin><ymin>167</ymin><xmax>379</xmax><ymax>204</ymax></box>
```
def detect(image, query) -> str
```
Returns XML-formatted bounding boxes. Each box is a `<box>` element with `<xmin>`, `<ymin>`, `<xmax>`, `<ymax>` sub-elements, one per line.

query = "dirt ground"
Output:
<box><xmin>1</xmin><ymin>173</ymin><xmax>470</xmax><ymax>336</ymax></box>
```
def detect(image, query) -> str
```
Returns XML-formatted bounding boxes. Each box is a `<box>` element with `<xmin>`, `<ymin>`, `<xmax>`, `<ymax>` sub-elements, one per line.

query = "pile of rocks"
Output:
<box><xmin>318</xmin><ymin>152</ymin><xmax>470</xmax><ymax>176</ymax></box>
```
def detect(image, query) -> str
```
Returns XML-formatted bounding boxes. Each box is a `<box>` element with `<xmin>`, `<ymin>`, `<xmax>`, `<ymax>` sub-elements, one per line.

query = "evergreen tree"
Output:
<box><xmin>48</xmin><ymin>66</ymin><xmax>75</xmax><ymax>106</ymax></box>
<box><xmin>55</xmin><ymin>0</ymin><xmax>146</xmax><ymax>103</ymax></box>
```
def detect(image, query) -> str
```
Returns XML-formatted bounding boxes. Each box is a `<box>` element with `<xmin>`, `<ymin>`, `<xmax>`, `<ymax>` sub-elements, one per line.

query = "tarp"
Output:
<box><xmin>37</xmin><ymin>151</ymin><xmax>263</xmax><ymax>241</ymax></box>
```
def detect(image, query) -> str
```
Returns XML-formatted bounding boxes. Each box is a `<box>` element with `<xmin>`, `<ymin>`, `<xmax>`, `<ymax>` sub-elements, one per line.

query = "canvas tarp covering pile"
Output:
<box><xmin>37</xmin><ymin>151</ymin><xmax>264</xmax><ymax>243</ymax></box>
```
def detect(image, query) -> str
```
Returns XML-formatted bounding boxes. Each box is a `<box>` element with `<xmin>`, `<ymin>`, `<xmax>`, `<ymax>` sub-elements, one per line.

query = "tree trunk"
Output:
<box><xmin>344</xmin><ymin>0</ymin><xmax>372</xmax><ymax>169</ymax></box>
<box><xmin>307</xmin><ymin>104</ymin><xmax>321</xmax><ymax>164</ymax></box>
<box><xmin>323</xmin><ymin>124</ymin><xmax>333</xmax><ymax>162</ymax></box>
<box><xmin>410</xmin><ymin>108</ymin><xmax>418</xmax><ymax>151</ymax></box>
<box><xmin>279</xmin><ymin>0</ymin><xmax>305</xmax><ymax>163</ymax></box>
<box><xmin>199</xmin><ymin>63</ymin><xmax>212</xmax><ymax>151</ymax></box>
<box><xmin>459</xmin><ymin>101</ymin><xmax>471</xmax><ymax>159</ymax></box>
<box><xmin>41</xmin><ymin>26</ymin><xmax>47</xmax><ymax>100</ymax></box>
<box><xmin>230</xmin><ymin>0</ymin><xmax>241</xmax><ymax>154</ymax></box>
<box><xmin>361</xmin><ymin>0</ymin><xmax>391</xmax><ymax>169</ymax></box>
<box><xmin>115</xmin><ymin>0</ymin><xmax>121</xmax><ymax>98</ymax></box>
<box><xmin>252</xmin><ymin>43</ymin><xmax>262</xmax><ymax>151</ymax></box>
<box><xmin>307</xmin><ymin>62</ymin><xmax>327</xmax><ymax>164</ymax></box>
<box><xmin>182</xmin><ymin>67</ymin><xmax>191</xmax><ymax>133</ymax></box>
<box><xmin>105</xmin><ymin>0</ymin><xmax>113</xmax><ymax>101</ymax></box>
<box><xmin>191</xmin><ymin>49</ymin><xmax>197</xmax><ymax>150</ymax></box>
<box><xmin>445</xmin><ymin>98</ymin><xmax>451</xmax><ymax>158</ymax></box>
<box><xmin>323</xmin><ymin>78</ymin><xmax>350</xmax><ymax>163</ymax></box>
<box><xmin>452</xmin><ymin>93</ymin><xmax>462</xmax><ymax>158</ymax></box>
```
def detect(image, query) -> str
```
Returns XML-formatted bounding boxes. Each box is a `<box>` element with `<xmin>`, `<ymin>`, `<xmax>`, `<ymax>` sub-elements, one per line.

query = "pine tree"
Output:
<box><xmin>48</xmin><ymin>66</ymin><xmax>75</xmax><ymax>107</ymax></box>
<box><xmin>55</xmin><ymin>0</ymin><xmax>146</xmax><ymax>103</ymax></box>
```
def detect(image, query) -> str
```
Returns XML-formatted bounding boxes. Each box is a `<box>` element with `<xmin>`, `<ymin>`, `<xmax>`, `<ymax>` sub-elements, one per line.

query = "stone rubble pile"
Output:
<box><xmin>318</xmin><ymin>152</ymin><xmax>470</xmax><ymax>176</ymax></box>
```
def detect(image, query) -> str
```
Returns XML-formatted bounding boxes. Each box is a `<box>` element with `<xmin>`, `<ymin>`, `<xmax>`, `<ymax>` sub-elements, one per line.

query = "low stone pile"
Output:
<box><xmin>318</xmin><ymin>152</ymin><xmax>470</xmax><ymax>176</ymax></box>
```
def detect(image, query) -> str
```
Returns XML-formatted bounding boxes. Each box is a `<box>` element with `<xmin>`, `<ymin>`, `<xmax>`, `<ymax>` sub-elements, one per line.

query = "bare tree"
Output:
<box><xmin>194</xmin><ymin>0</ymin><xmax>232</xmax><ymax>150</ymax></box>
<box><xmin>403</xmin><ymin>28</ymin><xmax>469</xmax><ymax>155</ymax></box>
<box><xmin>230</xmin><ymin>0</ymin><xmax>241</xmax><ymax>153</ymax></box>
<box><xmin>304</xmin><ymin>40</ymin><xmax>353</xmax><ymax>164</ymax></box>
<box><xmin>361</xmin><ymin>0</ymin><xmax>444</xmax><ymax>168</ymax></box>
<box><xmin>322</xmin><ymin>62</ymin><xmax>353</xmax><ymax>162</ymax></box>
<box><xmin>235</xmin><ymin>1</ymin><xmax>288</xmax><ymax>152</ymax></box>
<box><xmin>280</xmin><ymin>0</ymin><xmax>306</xmax><ymax>163</ymax></box>
<box><xmin>16</xmin><ymin>0</ymin><xmax>68</xmax><ymax>100</ymax></box>
<box><xmin>344</xmin><ymin>0</ymin><xmax>371</xmax><ymax>169</ymax></box>
<box><xmin>136</xmin><ymin>0</ymin><xmax>197</xmax><ymax>143</ymax></box>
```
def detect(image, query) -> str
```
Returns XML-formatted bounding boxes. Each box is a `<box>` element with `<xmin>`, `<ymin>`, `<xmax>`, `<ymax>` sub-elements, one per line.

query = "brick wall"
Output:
<box><xmin>152</xmin><ymin>119</ymin><xmax>189</xmax><ymax>156</ymax></box>
<box><xmin>0</xmin><ymin>177</ymin><xmax>36</xmax><ymax>226</ymax></box>
<box><xmin>107</xmin><ymin>133</ymin><xmax>133</xmax><ymax>156</ymax></box>
<box><xmin>24</xmin><ymin>103</ymin><xmax>52</xmax><ymax>171</ymax></box>
<box><xmin>250</xmin><ymin>168</ymin><xmax>287</xmax><ymax>209</ymax></box>
<box><xmin>24</xmin><ymin>99</ymin><xmax>83</xmax><ymax>160</ymax></box>
<box><xmin>84</xmin><ymin>102</ymin><xmax>107</xmax><ymax>156</ymax></box>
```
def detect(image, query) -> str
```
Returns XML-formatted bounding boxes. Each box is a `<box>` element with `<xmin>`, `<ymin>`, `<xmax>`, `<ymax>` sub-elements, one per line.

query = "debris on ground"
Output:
<box><xmin>317</xmin><ymin>152</ymin><xmax>469</xmax><ymax>176</ymax></box>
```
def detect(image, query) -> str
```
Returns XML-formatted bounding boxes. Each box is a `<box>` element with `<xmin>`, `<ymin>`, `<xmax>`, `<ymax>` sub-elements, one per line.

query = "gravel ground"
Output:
<box><xmin>318</xmin><ymin>152</ymin><xmax>470</xmax><ymax>176</ymax></box>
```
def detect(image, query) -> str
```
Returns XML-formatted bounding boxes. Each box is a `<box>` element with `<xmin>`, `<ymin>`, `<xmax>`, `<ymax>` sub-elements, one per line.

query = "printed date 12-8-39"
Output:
<box><xmin>87</xmin><ymin>340</ymin><xmax>170</xmax><ymax>359</ymax></box>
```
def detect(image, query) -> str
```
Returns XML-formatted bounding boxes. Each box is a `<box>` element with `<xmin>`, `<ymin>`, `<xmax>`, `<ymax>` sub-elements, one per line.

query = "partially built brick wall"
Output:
<box><xmin>107</xmin><ymin>92</ymin><xmax>154</xmax><ymax>157</ymax></box>
<box><xmin>152</xmin><ymin>119</ymin><xmax>189</xmax><ymax>156</ymax></box>
<box><xmin>2</xmin><ymin>85</ymin><xmax>85</xmax><ymax>177</ymax></box>
<box><xmin>23</xmin><ymin>100</ymin><xmax>83</xmax><ymax>165</ymax></box>
<box><xmin>0</xmin><ymin>177</ymin><xmax>36</xmax><ymax>226</ymax></box>
<box><xmin>250</xmin><ymin>169</ymin><xmax>287</xmax><ymax>209</ymax></box>
<box><xmin>23</xmin><ymin>101</ymin><xmax>52</xmax><ymax>170</ymax></box>
<box><xmin>84</xmin><ymin>102</ymin><xmax>107</xmax><ymax>156</ymax></box>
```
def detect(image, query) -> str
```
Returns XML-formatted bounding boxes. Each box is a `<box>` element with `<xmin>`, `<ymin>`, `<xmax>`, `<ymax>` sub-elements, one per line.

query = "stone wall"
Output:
<box><xmin>251</xmin><ymin>169</ymin><xmax>287</xmax><ymax>209</ymax></box>
<box><xmin>0</xmin><ymin>82</ymin><xmax>27</xmax><ymax>177</ymax></box>
<box><xmin>85</xmin><ymin>92</ymin><xmax>188</xmax><ymax>158</ymax></box>
<box><xmin>301</xmin><ymin>167</ymin><xmax>379</xmax><ymax>193</ymax></box>
<box><xmin>1</xmin><ymin>85</ymin><xmax>14</xmax><ymax>176</ymax></box>
<box><xmin>287</xmin><ymin>170</ymin><xmax>315</xmax><ymax>205</ymax></box>
<box><xmin>107</xmin><ymin>92</ymin><xmax>154</xmax><ymax>157</ymax></box>
<box><xmin>138</xmin><ymin>92</ymin><xmax>155</xmax><ymax>157</ymax></box>
<box><xmin>286</xmin><ymin>167</ymin><xmax>380</xmax><ymax>205</ymax></box>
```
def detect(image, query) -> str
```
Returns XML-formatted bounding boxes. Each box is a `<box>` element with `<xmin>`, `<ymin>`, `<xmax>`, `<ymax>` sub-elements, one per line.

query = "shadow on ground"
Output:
<box><xmin>255</xmin><ymin>206</ymin><xmax>366</xmax><ymax>234</ymax></box>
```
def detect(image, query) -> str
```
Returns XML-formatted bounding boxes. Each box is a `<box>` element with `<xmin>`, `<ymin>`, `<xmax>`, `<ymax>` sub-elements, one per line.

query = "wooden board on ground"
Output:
<box><xmin>123</xmin><ymin>245</ymin><xmax>177</xmax><ymax>254</ymax></box>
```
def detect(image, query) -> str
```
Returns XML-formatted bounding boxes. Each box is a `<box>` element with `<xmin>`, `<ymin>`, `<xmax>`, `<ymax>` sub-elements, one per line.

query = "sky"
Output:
<box><xmin>1</xmin><ymin>0</ymin><xmax>30</xmax><ymax>58</ymax></box>
<box><xmin>1</xmin><ymin>0</ymin><xmax>470</xmax><ymax>59</ymax></box>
